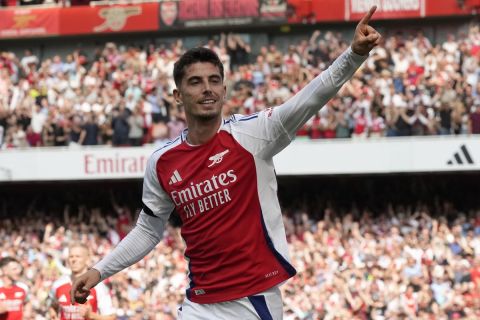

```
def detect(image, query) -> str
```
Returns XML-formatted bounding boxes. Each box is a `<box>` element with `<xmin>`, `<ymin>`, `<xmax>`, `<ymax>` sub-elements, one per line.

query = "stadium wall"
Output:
<box><xmin>0</xmin><ymin>0</ymin><xmax>476</xmax><ymax>40</ymax></box>
<box><xmin>1</xmin><ymin>136</ymin><xmax>479</xmax><ymax>182</ymax></box>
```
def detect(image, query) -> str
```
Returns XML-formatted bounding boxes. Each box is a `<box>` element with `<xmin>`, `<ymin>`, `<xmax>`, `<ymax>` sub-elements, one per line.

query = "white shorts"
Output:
<box><xmin>178</xmin><ymin>286</ymin><xmax>283</xmax><ymax>320</ymax></box>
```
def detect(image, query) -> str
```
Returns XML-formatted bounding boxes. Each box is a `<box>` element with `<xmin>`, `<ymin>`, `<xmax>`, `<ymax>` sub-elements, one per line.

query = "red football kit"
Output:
<box><xmin>0</xmin><ymin>282</ymin><xmax>28</xmax><ymax>320</ymax></box>
<box><xmin>93</xmin><ymin>47</ymin><xmax>367</xmax><ymax>305</ymax></box>
<box><xmin>51</xmin><ymin>276</ymin><xmax>114</xmax><ymax>320</ymax></box>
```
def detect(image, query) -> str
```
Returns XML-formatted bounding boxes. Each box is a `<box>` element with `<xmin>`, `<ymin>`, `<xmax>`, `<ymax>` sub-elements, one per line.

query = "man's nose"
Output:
<box><xmin>202</xmin><ymin>81</ymin><xmax>212</xmax><ymax>94</ymax></box>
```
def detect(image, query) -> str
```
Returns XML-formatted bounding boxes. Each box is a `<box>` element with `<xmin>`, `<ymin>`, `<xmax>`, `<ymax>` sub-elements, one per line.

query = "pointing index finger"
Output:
<box><xmin>359</xmin><ymin>5</ymin><xmax>377</xmax><ymax>25</ymax></box>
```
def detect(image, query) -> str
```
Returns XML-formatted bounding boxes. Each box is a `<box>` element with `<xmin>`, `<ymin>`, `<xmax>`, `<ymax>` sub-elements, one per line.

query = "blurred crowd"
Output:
<box><xmin>1</xmin><ymin>25</ymin><xmax>480</xmax><ymax>149</ymax></box>
<box><xmin>283</xmin><ymin>204</ymin><xmax>480</xmax><ymax>319</ymax></box>
<box><xmin>1</xmin><ymin>190</ymin><xmax>480</xmax><ymax>319</ymax></box>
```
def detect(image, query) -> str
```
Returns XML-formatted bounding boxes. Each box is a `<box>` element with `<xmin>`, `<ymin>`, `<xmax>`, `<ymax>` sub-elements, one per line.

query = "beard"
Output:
<box><xmin>196</xmin><ymin>112</ymin><xmax>220</xmax><ymax>121</ymax></box>
<box><xmin>192</xmin><ymin>105</ymin><xmax>223</xmax><ymax>122</ymax></box>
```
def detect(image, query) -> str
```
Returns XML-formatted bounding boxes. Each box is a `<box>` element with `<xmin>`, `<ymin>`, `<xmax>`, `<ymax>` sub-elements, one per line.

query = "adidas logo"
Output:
<box><xmin>447</xmin><ymin>145</ymin><xmax>474</xmax><ymax>165</ymax></box>
<box><xmin>0</xmin><ymin>293</ymin><xmax>5</xmax><ymax>299</ymax></box>
<box><xmin>58</xmin><ymin>294</ymin><xmax>67</xmax><ymax>303</ymax></box>
<box><xmin>169</xmin><ymin>170</ymin><xmax>183</xmax><ymax>185</ymax></box>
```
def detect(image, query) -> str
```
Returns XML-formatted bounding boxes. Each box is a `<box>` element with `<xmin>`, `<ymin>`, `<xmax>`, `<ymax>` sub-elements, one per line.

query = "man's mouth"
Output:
<box><xmin>199</xmin><ymin>99</ymin><xmax>216</xmax><ymax>105</ymax></box>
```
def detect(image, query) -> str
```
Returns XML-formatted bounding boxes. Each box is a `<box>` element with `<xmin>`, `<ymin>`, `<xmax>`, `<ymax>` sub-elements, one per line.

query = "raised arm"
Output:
<box><xmin>230</xmin><ymin>7</ymin><xmax>381</xmax><ymax>159</ymax></box>
<box><xmin>278</xmin><ymin>6</ymin><xmax>381</xmax><ymax>137</ymax></box>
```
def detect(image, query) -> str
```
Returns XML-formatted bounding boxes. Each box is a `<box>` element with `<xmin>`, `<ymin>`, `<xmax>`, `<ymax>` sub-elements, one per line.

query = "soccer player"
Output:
<box><xmin>72</xmin><ymin>6</ymin><xmax>381</xmax><ymax>319</ymax></box>
<box><xmin>50</xmin><ymin>244</ymin><xmax>115</xmax><ymax>320</ymax></box>
<box><xmin>0</xmin><ymin>257</ymin><xmax>29</xmax><ymax>320</ymax></box>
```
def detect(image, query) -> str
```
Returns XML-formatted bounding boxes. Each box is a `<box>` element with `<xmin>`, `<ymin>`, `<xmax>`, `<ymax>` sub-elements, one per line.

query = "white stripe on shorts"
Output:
<box><xmin>177</xmin><ymin>286</ymin><xmax>283</xmax><ymax>320</ymax></box>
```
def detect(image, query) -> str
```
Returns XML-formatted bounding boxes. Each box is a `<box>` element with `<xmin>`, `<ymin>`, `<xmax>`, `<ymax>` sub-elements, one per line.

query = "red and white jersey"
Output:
<box><xmin>94</xmin><ymin>47</ymin><xmax>367</xmax><ymax>304</ymax></box>
<box><xmin>143</xmin><ymin>48</ymin><xmax>366</xmax><ymax>304</ymax></box>
<box><xmin>51</xmin><ymin>275</ymin><xmax>114</xmax><ymax>320</ymax></box>
<box><xmin>147</xmin><ymin>114</ymin><xmax>297</xmax><ymax>304</ymax></box>
<box><xmin>0</xmin><ymin>281</ymin><xmax>28</xmax><ymax>320</ymax></box>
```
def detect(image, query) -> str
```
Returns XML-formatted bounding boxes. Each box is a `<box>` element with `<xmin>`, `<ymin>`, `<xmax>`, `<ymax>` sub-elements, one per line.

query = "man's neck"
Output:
<box><xmin>186</xmin><ymin>117</ymin><xmax>222</xmax><ymax>145</ymax></box>
<box><xmin>1</xmin><ymin>277</ymin><xmax>13</xmax><ymax>287</ymax></box>
<box><xmin>71</xmin><ymin>270</ymin><xmax>85</xmax><ymax>282</ymax></box>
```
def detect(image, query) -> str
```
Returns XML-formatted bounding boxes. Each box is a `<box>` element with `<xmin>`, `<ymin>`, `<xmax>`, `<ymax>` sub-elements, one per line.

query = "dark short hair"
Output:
<box><xmin>173</xmin><ymin>47</ymin><xmax>224</xmax><ymax>87</ymax></box>
<box><xmin>0</xmin><ymin>257</ymin><xmax>20</xmax><ymax>269</ymax></box>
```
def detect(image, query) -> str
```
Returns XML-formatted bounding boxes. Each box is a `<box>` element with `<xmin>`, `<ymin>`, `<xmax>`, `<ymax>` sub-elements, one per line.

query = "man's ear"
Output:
<box><xmin>173</xmin><ymin>89</ymin><xmax>182</xmax><ymax>104</ymax></box>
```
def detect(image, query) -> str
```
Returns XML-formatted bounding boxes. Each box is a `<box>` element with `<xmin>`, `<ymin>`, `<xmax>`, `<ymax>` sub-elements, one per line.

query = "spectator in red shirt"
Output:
<box><xmin>110</xmin><ymin>192</ymin><xmax>132</xmax><ymax>240</ymax></box>
<box><xmin>471</xmin><ymin>258</ymin><xmax>480</xmax><ymax>287</ymax></box>
<box><xmin>0</xmin><ymin>257</ymin><xmax>29</xmax><ymax>320</ymax></box>
<box><xmin>469</xmin><ymin>104</ymin><xmax>480</xmax><ymax>134</ymax></box>
<box><xmin>49</xmin><ymin>245</ymin><xmax>115</xmax><ymax>320</ymax></box>
<box><xmin>352</xmin><ymin>108</ymin><xmax>368</xmax><ymax>138</ymax></box>
<box><xmin>369</xmin><ymin>109</ymin><xmax>385</xmax><ymax>137</ymax></box>
<box><xmin>323</xmin><ymin>111</ymin><xmax>337</xmax><ymax>139</ymax></box>
<box><xmin>309</xmin><ymin>113</ymin><xmax>324</xmax><ymax>139</ymax></box>
<box><xmin>25</xmin><ymin>125</ymin><xmax>42</xmax><ymax>147</ymax></box>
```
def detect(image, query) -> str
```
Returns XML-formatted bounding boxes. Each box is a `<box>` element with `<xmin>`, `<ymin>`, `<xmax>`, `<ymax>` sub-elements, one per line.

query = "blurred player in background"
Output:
<box><xmin>71</xmin><ymin>6</ymin><xmax>381</xmax><ymax>320</ymax></box>
<box><xmin>50</xmin><ymin>244</ymin><xmax>115</xmax><ymax>320</ymax></box>
<box><xmin>0</xmin><ymin>257</ymin><xmax>29</xmax><ymax>320</ymax></box>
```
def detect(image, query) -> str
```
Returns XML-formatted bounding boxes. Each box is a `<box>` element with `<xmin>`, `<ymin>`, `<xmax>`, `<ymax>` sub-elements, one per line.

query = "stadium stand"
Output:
<box><xmin>1</xmin><ymin>1</ymin><xmax>480</xmax><ymax>319</ymax></box>
<box><xmin>1</xmin><ymin>174</ymin><xmax>480</xmax><ymax>319</ymax></box>
<box><xmin>0</xmin><ymin>23</ymin><xmax>479</xmax><ymax>149</ymax></box>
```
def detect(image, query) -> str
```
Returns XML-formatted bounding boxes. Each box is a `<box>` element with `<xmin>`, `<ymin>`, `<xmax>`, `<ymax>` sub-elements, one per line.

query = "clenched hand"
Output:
<box><xmin>70</xmin><ymin>268</ymin><xmax>101</xmax><ymax>304</ymax></box>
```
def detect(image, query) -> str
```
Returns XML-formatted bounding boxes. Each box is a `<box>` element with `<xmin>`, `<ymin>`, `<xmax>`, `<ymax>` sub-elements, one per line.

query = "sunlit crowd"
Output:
<box><xmin>1</xmin><ymin>24</ymin><xmax>479</xmax><ymax>149</ymax></box>
<box><xmin>1</xmin><ymin>191</ymin><xmax>479</xmax><ymax>319</ymax></box>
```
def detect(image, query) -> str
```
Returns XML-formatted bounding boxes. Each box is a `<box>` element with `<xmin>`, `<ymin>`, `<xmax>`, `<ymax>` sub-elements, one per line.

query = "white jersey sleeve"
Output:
<box><xmin>93</xmin><ymin>212</ymin><xmax>165</xmax><ymax>280</ymax></box>
<box><xmin>95</xmin><ymin>282</ymin><xmax>115</xmax><ymax>315</ymax></box>
<box><xmin>94</xmin><ymin>150</ymin><xmax>175</xmax><ymax>280</ymax></box>
<box><xmin>50</xmin><ymin>276</ymin><xmax>68</xmax><ymax>300</ymax></box>
<box><xmin>230</xmin><ymin>47</ymin><xmax>367</xmax><ymax>158</ymax></box>
<box><xmin>141</xmin><ymin>147</ymin><xmax>176</xmax><ymax>218</ymax></box>
<box><xmin>16</xmin><ymin>281</ymin><xmax>29</xmax><ymax>303</ymax></box>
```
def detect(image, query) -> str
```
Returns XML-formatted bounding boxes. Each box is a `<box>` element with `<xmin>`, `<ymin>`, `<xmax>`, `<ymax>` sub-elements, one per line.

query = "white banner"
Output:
<box><xmin>0</xmin><ymin>136</ymin><xmax>479</xmax><ymax>181</ymax></box>
<box><xmin>345</xmin><ymin>0</ymin><xmax>425</xmax><ymax>20</ymax></box>
<box><xmin>274</xmin><ymin>136</ymin><xmax>480</xmax><ymax>175</ymax></box>
<box><xmin>0</xmin><ymin>146</ymin><xmax>151</xmax><ymax>182</ymax></box>
<box><xmin>350</xmin><ymin>0</ymin><xmax>421</xmax><ymax>13</ymax></box>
